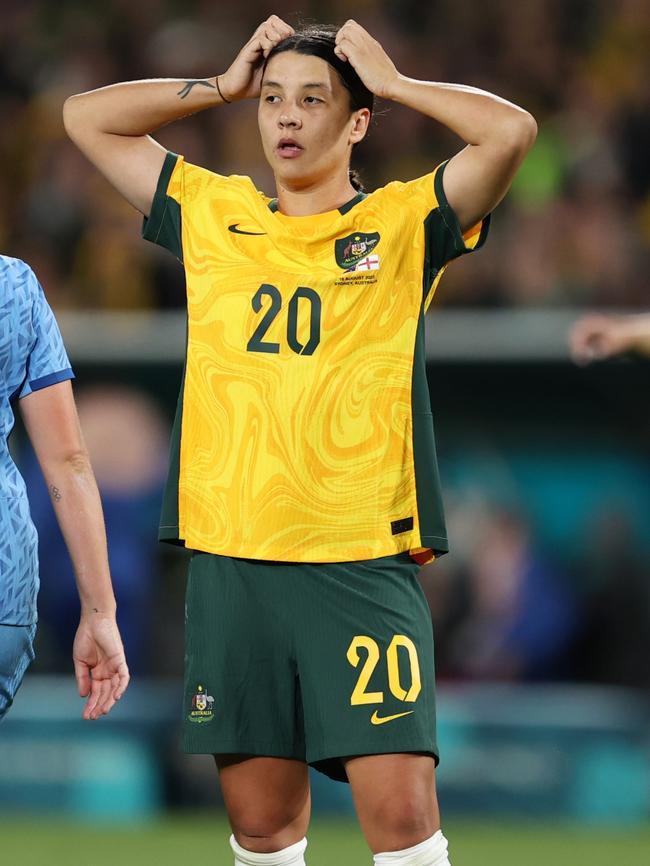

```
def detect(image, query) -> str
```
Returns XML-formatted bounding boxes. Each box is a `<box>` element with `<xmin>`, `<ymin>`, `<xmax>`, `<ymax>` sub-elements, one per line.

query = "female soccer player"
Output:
<box><xmin>0</xmin><ymin>256</ymin><xmax>129</xmax><ymax>721</ymax></box>
<box><xmin>64</xmin><ymin>16</ymin><xmax>536</xmax><ymax>866</ymax></box>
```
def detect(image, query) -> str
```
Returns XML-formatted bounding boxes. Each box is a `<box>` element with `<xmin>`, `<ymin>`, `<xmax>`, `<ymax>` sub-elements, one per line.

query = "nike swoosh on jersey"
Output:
<box><xmin>370</xmin><ymin>710</ymin><xmax>414</xmax><ymax>725</ymax></box>
<box><xmin>228</xmin><ymin>224</ymin><xmax>266</xmax><ymax>235</ymax></box>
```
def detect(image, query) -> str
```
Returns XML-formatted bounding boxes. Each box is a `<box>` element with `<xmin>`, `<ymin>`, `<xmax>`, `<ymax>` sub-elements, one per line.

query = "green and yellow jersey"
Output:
<box><xmin>143</xmin><ymin>152</ymin><xmax>488</xmax><ymax>564</ymax></box>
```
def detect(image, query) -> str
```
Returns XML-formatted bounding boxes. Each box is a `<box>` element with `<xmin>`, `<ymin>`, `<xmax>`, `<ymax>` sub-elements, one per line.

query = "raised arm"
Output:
<box><xmin>335</xmin><ymin>21</ymin><xmax>537</xmax><ymax>230</ymax></box>
<box><xmin>63</xmin><ymin>15</ymin><xmax>294</xmax><ymax>216</ymax></box>
<box><xmin>20</xmin><ymin>381</ymin><xmax>129</xmax><ymax>719</ymax></box>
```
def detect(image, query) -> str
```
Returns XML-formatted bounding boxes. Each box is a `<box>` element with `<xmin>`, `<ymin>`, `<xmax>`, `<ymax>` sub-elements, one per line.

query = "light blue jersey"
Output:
<box><xmin>0</xmin><ymin>256</ymin><xmax>74</xmax><ymax>625</ymax></box>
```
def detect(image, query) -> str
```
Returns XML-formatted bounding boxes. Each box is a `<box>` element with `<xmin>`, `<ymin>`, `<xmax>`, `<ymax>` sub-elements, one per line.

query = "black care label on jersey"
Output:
<box><xmin>391</xmin><ymin>517</ymin><xmax>414</xmax><ymax>535</ymax></box>
<box><xmin>335</xmin><ymin>232</ymin><xmax>380</xmax><ymax>270</ymax></box>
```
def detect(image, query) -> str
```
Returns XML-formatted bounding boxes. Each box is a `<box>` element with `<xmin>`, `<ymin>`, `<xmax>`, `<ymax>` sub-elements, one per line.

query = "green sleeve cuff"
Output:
<box><xmin>142</xmin><ymin>151</ymin><xmax>183</xmax><ymax>260</ymax></box>
<box><xmin>433</xmin><ymin>159</ymin><xmax>491</xmax><ymax>260</ymax></box>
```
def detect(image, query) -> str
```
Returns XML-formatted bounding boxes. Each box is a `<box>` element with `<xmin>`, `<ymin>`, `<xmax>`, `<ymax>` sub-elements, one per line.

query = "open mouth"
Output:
<box><xmin>276</xmin><ymin>139</ymin><xmax>303</xmax><ymax>158</ymax></box>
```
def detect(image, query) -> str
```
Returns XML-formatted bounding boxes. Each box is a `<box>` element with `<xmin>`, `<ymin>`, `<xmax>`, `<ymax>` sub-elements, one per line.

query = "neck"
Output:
<box><xmin>274</xmin><ymin>170</ymin><xmax>358</xmax><ymax>216</ymax></box>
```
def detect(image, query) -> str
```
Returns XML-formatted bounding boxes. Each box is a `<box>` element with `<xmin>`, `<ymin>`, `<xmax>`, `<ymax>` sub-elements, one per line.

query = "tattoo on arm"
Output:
<box><xmin>49</xmin><ymin>484</ymin><xmax>62</xmax><ymax>502</ymax></box>
<box><xmin>177</xmin><ymin>79</ymin><xmax>217</xmax><ymax>100</ymax></box>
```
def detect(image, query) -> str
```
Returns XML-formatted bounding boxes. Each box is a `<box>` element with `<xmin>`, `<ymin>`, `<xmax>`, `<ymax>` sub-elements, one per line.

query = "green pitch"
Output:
<box><xmin>1</xmin><ymin>815</ymin><xmax>648</xmax><ymax>865</ymax></box>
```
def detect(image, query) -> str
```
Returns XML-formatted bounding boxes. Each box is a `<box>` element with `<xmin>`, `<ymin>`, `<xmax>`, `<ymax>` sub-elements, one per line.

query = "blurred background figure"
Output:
<box><xmin>436</xmin><ymin>507</ymin><xmax>577</xmax><ymax>681</ymax></box>
<box><xmin>22</xmin><ymin>385</ymin><xmax>168</xmax><ymax>674</ymax></box>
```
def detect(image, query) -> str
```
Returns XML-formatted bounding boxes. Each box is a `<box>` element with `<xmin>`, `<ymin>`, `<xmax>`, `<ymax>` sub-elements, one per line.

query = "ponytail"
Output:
<box><xmin>349</xmin><ymin>168</ymin><xmax>364</xmax><ymax>192</ymax></box>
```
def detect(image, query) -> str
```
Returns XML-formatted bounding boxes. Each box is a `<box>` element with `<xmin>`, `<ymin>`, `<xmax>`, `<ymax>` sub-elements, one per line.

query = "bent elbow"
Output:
<box><xmin>504</xmin><ymin>110</ymin><xmax>538</xmax><ymax>157</ymax></box>
<box><xmin>519</xmin><ymin>111</ymin><xmax>538</xmax><ymax>151</ymax></box>
<box><xmin>63</xmin><ymin>95</ymin><xmax>77</xmax><ymax>137</ymax></box>
<box><xmin>63</xmin><ymin>94</ymin><xmax>86</xmax><ymax>140</ymax></box>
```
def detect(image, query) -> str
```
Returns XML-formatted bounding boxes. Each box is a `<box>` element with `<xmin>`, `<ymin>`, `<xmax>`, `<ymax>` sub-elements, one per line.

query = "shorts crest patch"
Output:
<box><xmin>188</xmin><ymin>684</ymin><xmax>215</xmax><ymax>724</ymax></box>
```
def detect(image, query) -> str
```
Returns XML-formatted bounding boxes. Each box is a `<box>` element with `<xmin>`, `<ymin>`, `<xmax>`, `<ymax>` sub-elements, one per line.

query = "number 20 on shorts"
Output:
<box><xmin>346</xmin><ymin>635</ymin><xmax>422</xmax><ymax>705</ymax></box>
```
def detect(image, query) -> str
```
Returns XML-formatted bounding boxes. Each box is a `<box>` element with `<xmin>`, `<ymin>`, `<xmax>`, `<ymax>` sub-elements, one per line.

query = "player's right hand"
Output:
<box><xmin>219</xmin><ymin>16</ymin><xmax>294</xmax><ymax>102</ymax></box>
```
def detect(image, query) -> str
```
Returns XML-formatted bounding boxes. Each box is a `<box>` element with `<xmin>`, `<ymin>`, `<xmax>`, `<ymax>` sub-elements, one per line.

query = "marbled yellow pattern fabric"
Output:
<box><xmin>148</xmin><ymin>155</ymin><xmax>486</xmax><ymax>562</ymax></box>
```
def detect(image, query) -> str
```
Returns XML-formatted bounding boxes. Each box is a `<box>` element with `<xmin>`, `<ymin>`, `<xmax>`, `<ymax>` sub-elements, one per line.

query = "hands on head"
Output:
<box><xmin>219</xmin><ymin>16</ymin><xmax>397</xmax><ymax>103</ymax></box>
<box><xmin>219</xmin><ymin>15</ymin><xmax>295</xmax><ymax>103</ymax></box>
<box><xmin>73</xmin><ymin>613</ymin><xmax>130</xmax><ymax>720</ymax></box>
<box><xmin>333</xmin><ymin>20</ymin><xmax>399</xmax><ymax>99</ymax></box>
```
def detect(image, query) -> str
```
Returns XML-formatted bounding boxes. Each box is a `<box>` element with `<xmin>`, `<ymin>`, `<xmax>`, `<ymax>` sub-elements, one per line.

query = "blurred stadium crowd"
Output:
<box><xmin>2</xmin><ymin>0</ymin><xmax>650</xmax><ymax>309</ymax></box>
<box><xmin>1</xmin><ymin>0</ymin><xmax>648</xmax><ymax>693</ymax></box>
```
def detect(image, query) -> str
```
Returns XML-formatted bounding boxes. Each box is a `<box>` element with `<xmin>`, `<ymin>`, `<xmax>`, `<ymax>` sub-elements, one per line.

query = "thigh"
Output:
<box><xmin>295</xmin><ymin>555</ymin><xmax>438</xmax><ymax>778</ymax></box>
<box><xmin>344</xmin><ymin>752</ymin><xmax>440</xmax><ymax>853</ymax></box>
<box><xmin>182</xmin><ymin>554</ymin><xmax>305</xmax><ymax>761</ymax></box>
<box><xmin>217</xmin><ymin>755</ymin><xmax>311</xmax><ymax>853</ymax></box>
<box><xmin>0</xmin><ymin>623</ymin><xmax>36</xmax><ymax>720</ymax></box>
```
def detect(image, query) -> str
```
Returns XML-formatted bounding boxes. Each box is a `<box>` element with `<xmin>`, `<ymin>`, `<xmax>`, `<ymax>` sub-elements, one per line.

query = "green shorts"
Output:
<box><xmin>183</xmin><ymin>552</ymin><xmax>438</xmax><ymax>782</ymax></box>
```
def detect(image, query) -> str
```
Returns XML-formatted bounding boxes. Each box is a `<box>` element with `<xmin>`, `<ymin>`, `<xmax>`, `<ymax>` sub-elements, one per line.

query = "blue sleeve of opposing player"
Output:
<box><xmin>19</xmin><ymin>268</ymin><xmax>74</xmax><ymax>399</ymax></box>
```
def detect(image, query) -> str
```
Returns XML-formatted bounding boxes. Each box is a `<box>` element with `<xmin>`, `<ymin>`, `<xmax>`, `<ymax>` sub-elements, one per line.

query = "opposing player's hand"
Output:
<box><xmin>569</xmin><ymin>314</ymin><xmax>635</xmax><ymax>365</ymax></box>
<box><xmin>334</xmin><ymin>20</ymin><xmax>400</xmax><ymax>99</ymax></box>
<box><xmin>219</xmin><ymin>15</ymin><xmax>294</xmax><ymax>102</ymax></box>
<box><xmin>73</xmin><ymin>612</ymin><xmax>130</xmax><ymax>720</ymax></box>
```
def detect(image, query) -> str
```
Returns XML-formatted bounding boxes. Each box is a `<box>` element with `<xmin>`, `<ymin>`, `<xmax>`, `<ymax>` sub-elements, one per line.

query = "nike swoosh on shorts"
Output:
<box><xmin>370</xmin><ymin>710</ymin><xmax>414</xmax><ymax>725</ymax></box>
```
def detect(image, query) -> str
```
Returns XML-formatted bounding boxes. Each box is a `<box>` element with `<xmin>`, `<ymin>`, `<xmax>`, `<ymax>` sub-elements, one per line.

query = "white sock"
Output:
<box><xmin>230</xmin><ymin>834</ymin><xmax>307</xmax><ymax>866</ymax></box>
<box><xmin>373</xmin><ymin>830</ymin><xmax>451</xmax><ymax>866</ymax></box>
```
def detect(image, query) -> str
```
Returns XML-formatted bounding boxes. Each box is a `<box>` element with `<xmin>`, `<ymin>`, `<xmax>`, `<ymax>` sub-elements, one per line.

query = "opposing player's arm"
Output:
<box><xmin>335</xmin><ymin>21</ymin><xmax>537</xmax><ymax>231</ymax></box>
<box><xmin>20</xmin><ymin>381</ymin><xmax>129</xmax><ymax>717</ymax></box>
<box><xmin>63</xmin><ymin>15</ymin><xmax>294</xmax><ymax>216</ymax></box>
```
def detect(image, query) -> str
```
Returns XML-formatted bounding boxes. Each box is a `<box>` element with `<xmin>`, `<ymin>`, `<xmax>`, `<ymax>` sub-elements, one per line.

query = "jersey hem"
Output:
<box><xmin>0</xmin><ymin>615</ymin><xmax>38</xmax><ymax>627</ymax></box>
<box><xmin>158</xmin><ymin>525</ymin><xmax>448</xmax><ymax>562</ymax></box>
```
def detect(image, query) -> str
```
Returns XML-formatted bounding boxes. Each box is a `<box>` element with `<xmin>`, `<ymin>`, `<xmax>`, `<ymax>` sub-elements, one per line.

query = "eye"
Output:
<box><xmin>304</xmin><ymin>96</ymin><xmax>323</xmax><ymax>104</ymax></box>
<box><xmin>264</xmin><ymin>94</ymin><xmax>280</xmax><ymax>104</ymax></box>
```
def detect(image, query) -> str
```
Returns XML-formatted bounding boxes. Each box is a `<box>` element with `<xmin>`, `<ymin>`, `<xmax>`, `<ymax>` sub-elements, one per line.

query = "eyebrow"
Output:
<box><xmin>261</xmin><ymin>81</ymin><xmax>331</xmax><ymax>92</ymax></box>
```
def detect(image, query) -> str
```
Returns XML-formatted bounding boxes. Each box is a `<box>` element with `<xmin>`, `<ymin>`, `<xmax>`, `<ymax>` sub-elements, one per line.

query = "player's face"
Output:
<box><xmin>258</xmin><ymin>51</ymin><xmax>369</xmax><ymax>190</ymax></box>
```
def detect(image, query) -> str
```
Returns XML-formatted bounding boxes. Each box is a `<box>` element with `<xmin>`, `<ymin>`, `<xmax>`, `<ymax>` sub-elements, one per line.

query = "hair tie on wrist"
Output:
<box><xmin>216</xmin><ymin>77</ymin><xmax>231</xmax><ymax>104</ymax></box>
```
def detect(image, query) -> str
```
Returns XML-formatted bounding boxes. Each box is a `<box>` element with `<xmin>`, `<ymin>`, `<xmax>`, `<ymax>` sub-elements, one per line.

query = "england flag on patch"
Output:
<box><xmin>347</xmin><ymin>254</ymin><xmax>380</xmax><ymax>272</ymax></box>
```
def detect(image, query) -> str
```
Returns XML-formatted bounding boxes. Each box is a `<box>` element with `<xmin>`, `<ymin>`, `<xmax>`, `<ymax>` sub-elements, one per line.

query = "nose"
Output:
<box><xmin>278</xmin><ymin>111</ymin><xmax>301</xmax><ymax>129</ymax></box>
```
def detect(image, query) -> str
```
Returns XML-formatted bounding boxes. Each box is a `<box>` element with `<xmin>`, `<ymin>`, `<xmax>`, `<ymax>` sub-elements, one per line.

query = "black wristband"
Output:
<box><xmin>216</xmin><ymin>76</ymin><xmax>231</xmax><ymax>104</ymax></box>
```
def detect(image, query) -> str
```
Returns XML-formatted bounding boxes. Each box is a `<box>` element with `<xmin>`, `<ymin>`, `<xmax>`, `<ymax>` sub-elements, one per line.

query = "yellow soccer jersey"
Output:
<box><xmin>143</xmin><ymin>152</ymin><xmax>488</xmax><ymax>563</ymax></box>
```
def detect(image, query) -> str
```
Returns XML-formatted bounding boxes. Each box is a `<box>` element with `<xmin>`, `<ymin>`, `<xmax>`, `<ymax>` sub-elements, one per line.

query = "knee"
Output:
<box><xmin>371</xmin><ymin>794</ymin><xmax>438</xmax><ymax>850</ymax></box>
<box><xmin>232</xmin><ymin>802</ymin><xmax>306</xmax><ymax>853</ymax></box>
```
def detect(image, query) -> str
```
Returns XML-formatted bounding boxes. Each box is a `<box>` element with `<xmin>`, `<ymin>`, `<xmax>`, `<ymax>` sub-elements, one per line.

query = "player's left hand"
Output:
<box><xmin>334</xmin><ymin>20</ymin><xmax>400</xmax><ymax>99</ymax></box>
<box><xmin>73</xmin><ymin>612</ymin><xmax>130</xmax><ymax>720</ymax></box>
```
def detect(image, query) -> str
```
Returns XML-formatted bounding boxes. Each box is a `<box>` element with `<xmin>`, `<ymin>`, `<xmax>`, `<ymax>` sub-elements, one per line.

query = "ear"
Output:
<box><xmin>349</xmin><ymin>108</ymin><xmax>371</xmax><ymax>145</ymax></box>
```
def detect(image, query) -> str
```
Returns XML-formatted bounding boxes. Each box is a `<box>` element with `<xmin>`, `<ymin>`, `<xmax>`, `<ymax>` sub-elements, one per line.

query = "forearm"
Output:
<box><xmin>42</xmin><ymin>453</ymin><xmax>116</xmax><ymax>614</ymax></box>
<box><xmin>63</xmin><ymin>76</ymin><xmax>227</xmax><ymax>138</ymax></box>
<box><xmin>623</xmin><ymin>314</ymin><xmax>650</xmax><ymax>355</ymax></box>
<box><xmin>386</xmin><ymin>75</ymin><xmax>536</xmax><ymax>147</ymax></box>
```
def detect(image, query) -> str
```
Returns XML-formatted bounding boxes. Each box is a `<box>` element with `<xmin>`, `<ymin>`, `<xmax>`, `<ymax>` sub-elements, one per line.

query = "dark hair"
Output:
<box><xmin>265</xmin><ymin>24</ymin><xmax>373</xmax><ymax>191</ymax></box>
